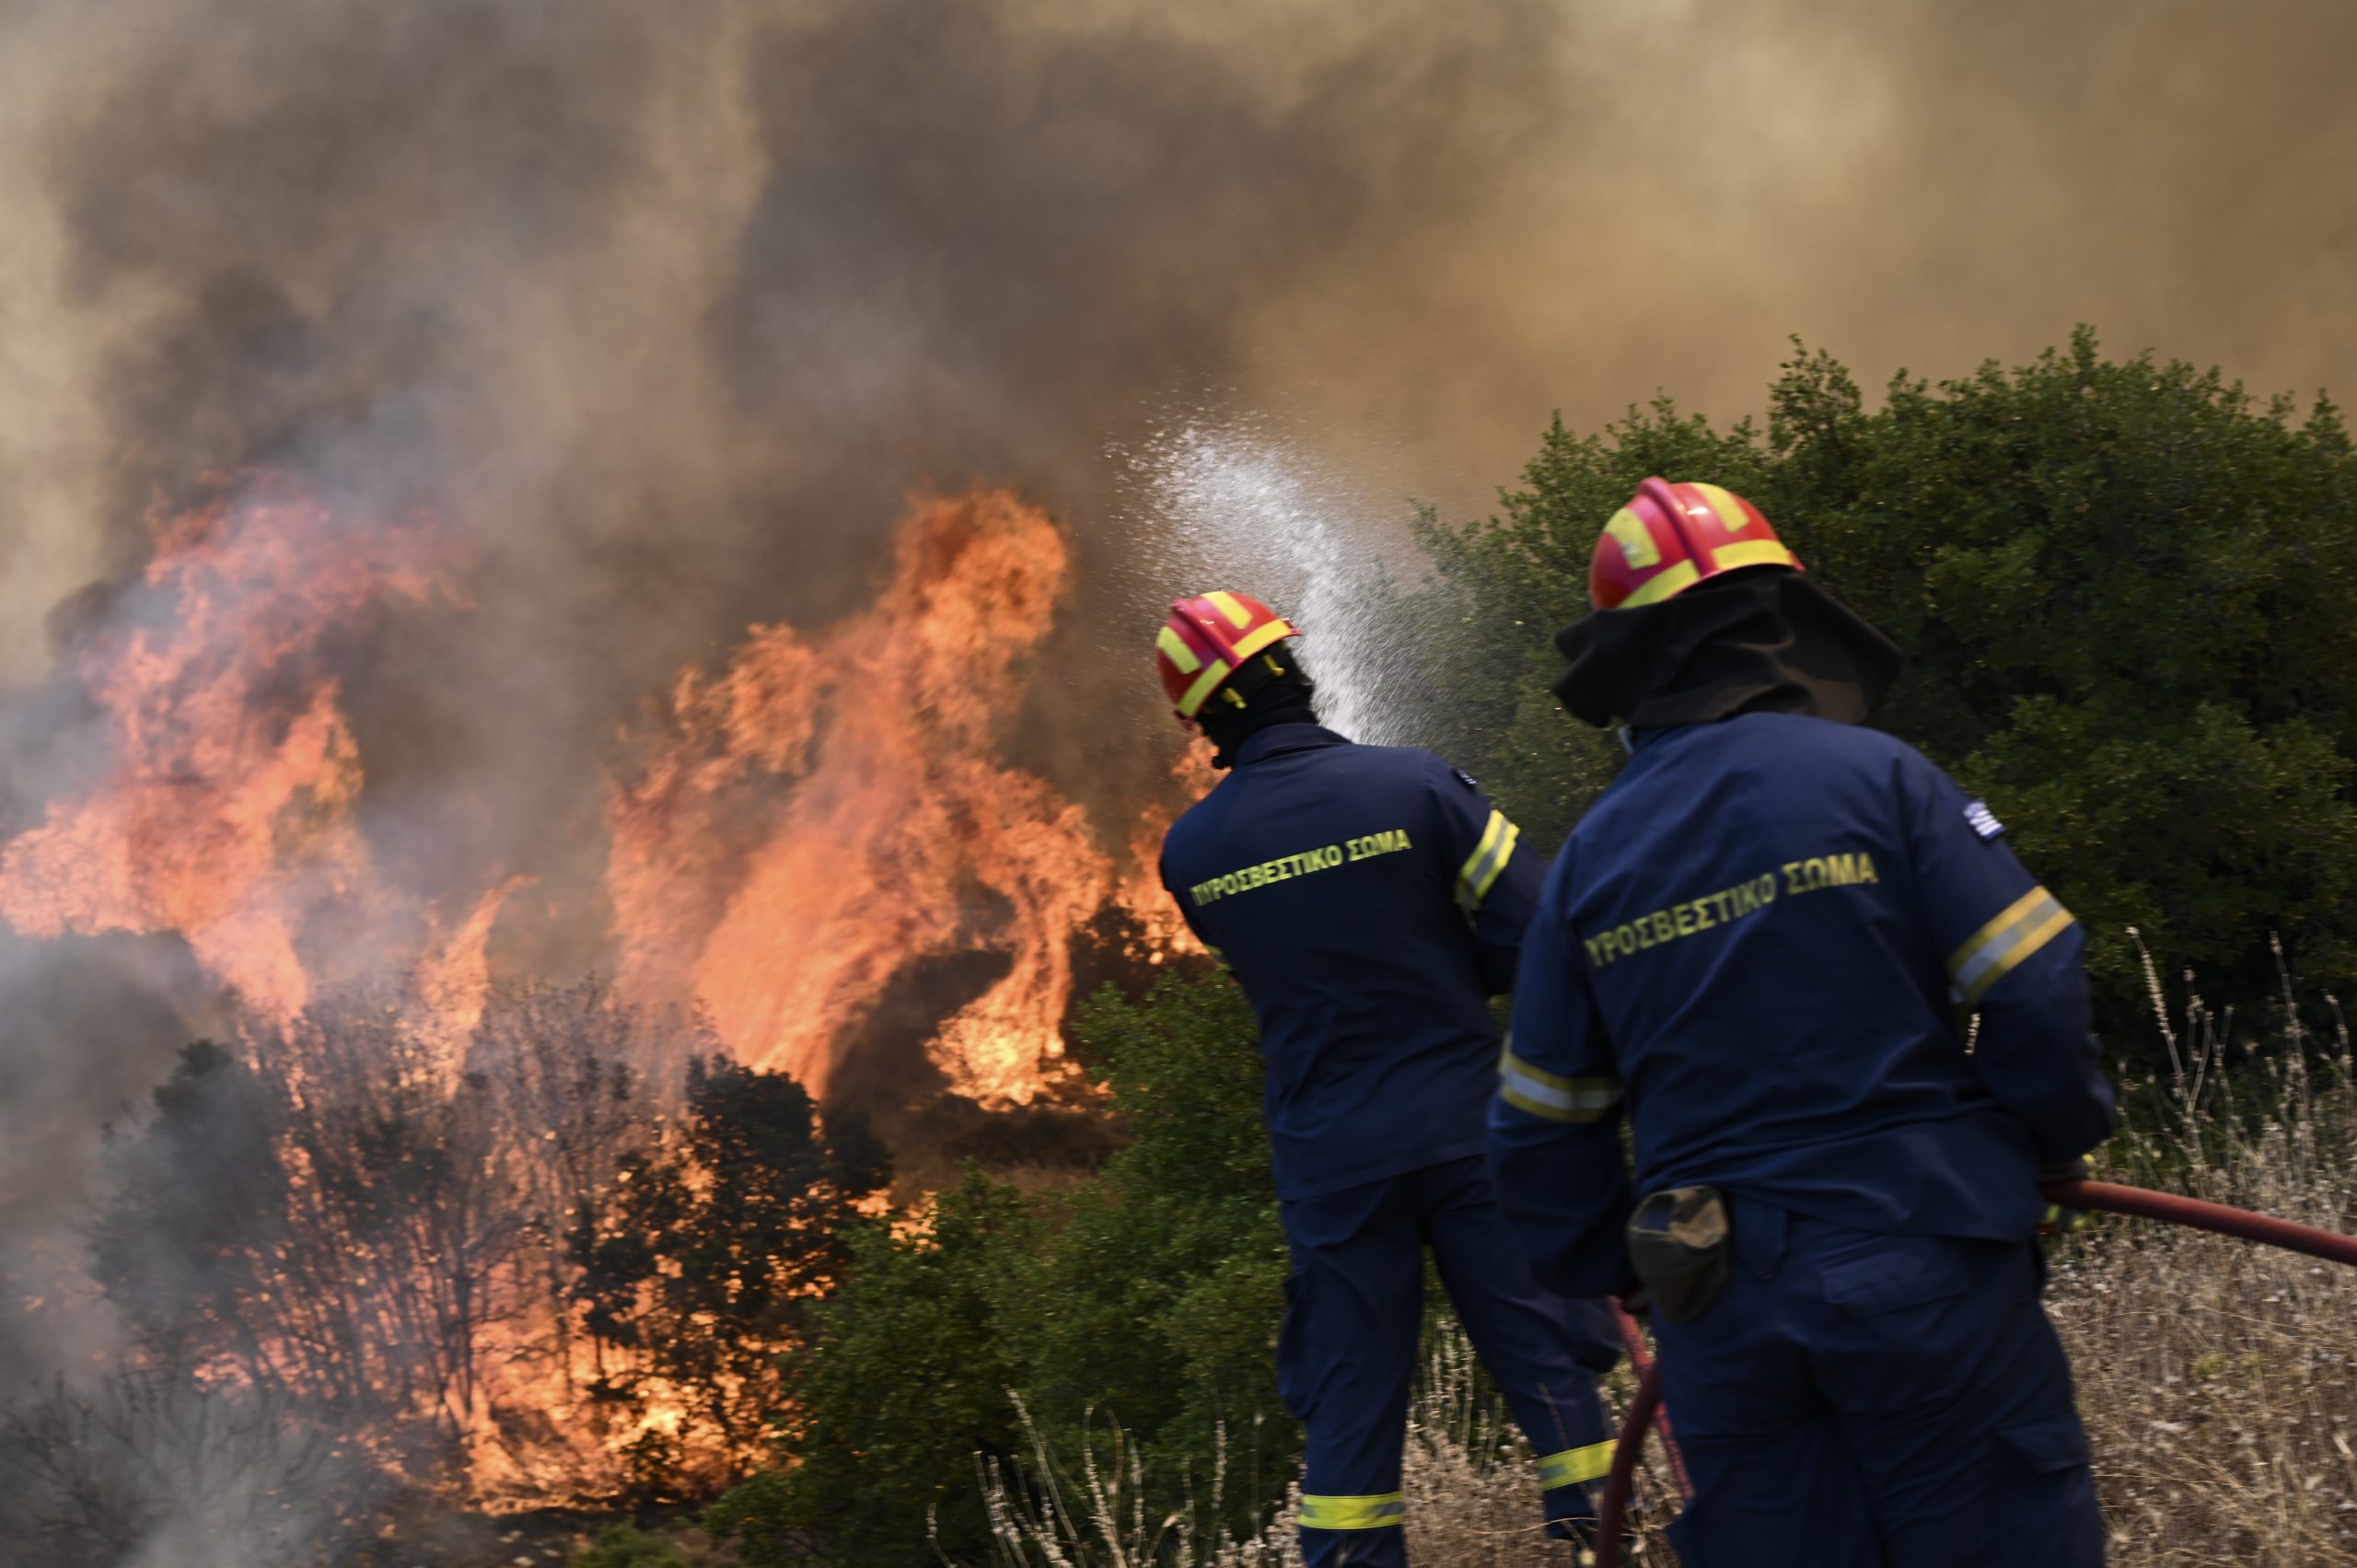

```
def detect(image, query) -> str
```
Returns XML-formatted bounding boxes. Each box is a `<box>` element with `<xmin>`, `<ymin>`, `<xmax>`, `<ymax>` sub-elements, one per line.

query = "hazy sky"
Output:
<box><xmin>1</xmin><ymin>1</ymin><xmax>2350</xmax><ymax>677</ymax></box>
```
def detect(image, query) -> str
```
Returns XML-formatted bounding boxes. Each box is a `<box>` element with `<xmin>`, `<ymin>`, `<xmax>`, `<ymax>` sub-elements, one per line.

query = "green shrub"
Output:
<box><xmin>705</xmin><ymin>1172</ymin><xmax>1033</xmax><ymax>1565</ymax></box>
<box><xmin>569</xmin><ymin>1522</ymin><xmax>691</xmax><ymax>1568</ymax></box>
<box><xmin>1018</xmin><ymin>972</ymin><xmax>1293</xmax><ymax>1513</ymax></box>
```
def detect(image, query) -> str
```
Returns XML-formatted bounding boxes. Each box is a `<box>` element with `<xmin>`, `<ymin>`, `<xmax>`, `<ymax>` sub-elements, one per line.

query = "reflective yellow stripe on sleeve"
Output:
<box><xmin>1298</xmin><ymin>1493</ymin><xmax>1406</xmax><ymax>1530</ymax></box>
<box><xmin>1456</xmin><ymin>810</ymin><xmax>1521</xmax><ymax>912</ymax></box>
<box><xmin>1457</xmin><ymin>810</ymin><xmax>1503</xmax><ymax>908</ymax></box>
<box><xmin>1476</xmin><ymin>821</ymin><xmax>1519</xmax><ymax>905</ymax></box>
<box><xmin>1538</xmin><ymin>1440</ymin><xmax>1617</xmax><ymax>1491</ymax></box>
<box><xmin>1498</xmin><ymin>1045</ymin><xmax>1622</xmax><ymax>1125</ymax></box>
<box><xmin>1948</xmin><ymin>886</ymin><xmax>2074</xmax><ymax>1005</ymax></box>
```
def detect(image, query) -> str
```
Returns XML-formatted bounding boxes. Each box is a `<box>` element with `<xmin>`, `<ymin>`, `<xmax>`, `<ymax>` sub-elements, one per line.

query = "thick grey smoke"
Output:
<box><xmin>0</xmin><ymin>0</ymin><xmax>2354</xmax><ymax>1531</ymax></box>
<box><xmin>0</xmin><ymin>0</ymin><xmax>1591</xmax><ymax>900</ymax></box>
<box><xmin>7</xmin><ymin>0</ymin><xmax>2355</xmax><ymax>672</ymax></box>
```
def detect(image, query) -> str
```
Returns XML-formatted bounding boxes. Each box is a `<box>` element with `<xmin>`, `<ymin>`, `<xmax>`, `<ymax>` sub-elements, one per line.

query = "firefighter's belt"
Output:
<box><xmin>1627</xmin><ymin>1185</ymin><xmax>1732</xmax><ymax>1325</ymax></box>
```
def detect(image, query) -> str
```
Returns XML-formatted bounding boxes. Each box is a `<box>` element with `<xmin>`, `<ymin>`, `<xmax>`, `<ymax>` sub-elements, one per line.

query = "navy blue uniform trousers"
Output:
<box><xmin>1656</xmin><ymin>1198</ymin><xmax>2102</xmax><ymax>1568</ymax></box>
<box><xmin>1280</xmin><ymin>1155</ymin><xmax>1620</xmax><ymax>1567</ymax></box>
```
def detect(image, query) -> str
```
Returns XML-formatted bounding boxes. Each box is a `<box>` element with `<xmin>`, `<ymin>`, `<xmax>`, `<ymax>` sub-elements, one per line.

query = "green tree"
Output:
<box><xmin>1016</xmin><ymin>971</ymin><xmax>1291</xmax><ymax>1506</ymax></box>
<box><xmin>1418</xmin><ymin>331</ymin><xmax>2357</xmax><ymax>1020</ymax></box>
<box><xmin>705</xmin><ymin>1172</ymin><xmax>1035</xmax><ymax>1566</ymax></box>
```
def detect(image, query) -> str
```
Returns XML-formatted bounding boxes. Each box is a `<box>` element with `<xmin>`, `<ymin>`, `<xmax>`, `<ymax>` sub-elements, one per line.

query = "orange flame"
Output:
<box><xmin>610</xmin><ymin>490</ymin><xmax>1127</xmax><ymax>1103</ymax></box>
<box><xmin>1116</xmin><ymin>738</ymin><xmax>1217</xmax><ymax>961</ymax></box>
<box><xmin>413</xmin><ymin>875</ymin><xmax>533</xmax><ymax>1073</ymax></box>
<box><xmin>0</xmin><ymin>480</ymin><xmax>455</xmax><ymax>1018</ymax></box>
<box><xmin>0</xmin><ymin>477</ymin><xmax>1192</xmax><ymax>1098</ymax></box>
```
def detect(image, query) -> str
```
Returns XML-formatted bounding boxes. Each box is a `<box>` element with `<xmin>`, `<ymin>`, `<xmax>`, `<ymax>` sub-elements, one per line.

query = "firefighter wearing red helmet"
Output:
<box><xmin>1487</xmin><ymin>479</ymin><xmax>2115</xmax><ymax>1567</ymax></box>
<box><xmin>1154</xmin><ymin>590</ymin><xmax>1621</xmax><ymax>1565</ymax></box>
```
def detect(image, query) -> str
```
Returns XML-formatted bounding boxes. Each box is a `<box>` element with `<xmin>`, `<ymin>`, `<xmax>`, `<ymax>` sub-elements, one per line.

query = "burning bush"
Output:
<box><xmin>571</xmin><ymin>1058</ymin><xmax>891</xmax><ymax>1472</ymax></box>
<box><xmin>0</xmin><ymin>472</ymin><xmax>1193</xmax><ymax>1551</ymax></box>
<box><xmin>606</xmin><ymin>488</ymin><xmax>1190</xmax><ymax>1107</ymax></box>
<box><xmin>82</xmin><ymin>977</ymin><xmax>888</xmax><ymax>1518</ymax></box>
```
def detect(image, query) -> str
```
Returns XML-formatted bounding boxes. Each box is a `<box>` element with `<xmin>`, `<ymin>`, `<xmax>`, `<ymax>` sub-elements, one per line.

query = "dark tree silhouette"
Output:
<box><xmin>572</xmin><ymin>1059</ymin><xmax>890</xmax><ymax>1478</ymax></box>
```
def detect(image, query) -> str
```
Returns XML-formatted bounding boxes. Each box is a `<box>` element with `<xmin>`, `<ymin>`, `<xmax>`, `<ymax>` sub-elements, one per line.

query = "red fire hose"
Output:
<box><xmin>1610</xmin><ymin>1305</ymin><xmax>1693</xmax><ymax>1498</ymax></box>
<box><xmin>1591</xmin><ymin>1180</ymin><xmax>2357</xmax><ymax>1567</ymax></box>
<box><xmin>2039</xmin><ymin>1179</ymin><xmax>2357</xmax><ymax>1269</ymax></box>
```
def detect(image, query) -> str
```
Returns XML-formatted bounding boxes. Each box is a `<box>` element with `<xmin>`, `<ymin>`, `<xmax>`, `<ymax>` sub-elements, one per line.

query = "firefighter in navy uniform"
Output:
<box><xmin>1154</xmin><ymin>591</ymin><xmax>1620</xmax><ymax>1566</ymax></box>
<box><xmin>1486</xmin><ymin>479</ymin><xmax>2118</xmax><ymax>1568</ymax></box>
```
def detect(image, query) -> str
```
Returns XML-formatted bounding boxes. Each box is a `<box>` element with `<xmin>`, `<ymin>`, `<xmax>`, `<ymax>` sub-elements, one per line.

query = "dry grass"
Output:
<box><xmin>978</xmin><ymin>954</ymin><xmax>2357</xmax><ymax>1565</ymax></box>
<box><xmin>2047</xmin><ymin>947</ymin><xmax>2357</xmax><ymax>1564</ymax></box>
<box><xmin>975</xmin><ymin>1330</ymin><xmax>1680</xmax><ymax>1566</ymax></box>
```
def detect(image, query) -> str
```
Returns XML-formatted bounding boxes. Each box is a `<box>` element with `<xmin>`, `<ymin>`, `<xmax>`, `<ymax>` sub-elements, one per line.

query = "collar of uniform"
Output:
<box><xmin>1627</xmin><ymin>713</ymin><xmax>1784</xmax><ymax>757</ymax></box>
<box><xmin>1232</xmin><ymin>723</ymin><xmax>1352</xmax><ymax>765</ymax></box>
<box><xmin>1624</xmin><ymin>725</ymin><xmax>1673</xmax><ymax>754</ymax></box>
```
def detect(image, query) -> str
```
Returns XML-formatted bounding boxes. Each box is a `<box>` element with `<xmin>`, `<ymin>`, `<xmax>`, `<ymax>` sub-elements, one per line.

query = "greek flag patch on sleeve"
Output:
<box><xmin>1452</xmin><ymin>768</ymin><xmax>1480</xmax><ymax>790</ymax></box>
<box><xmin>1965</xmin><ymin>799</ymin><xmax>2004</xmax><ymax>841</ymax></box>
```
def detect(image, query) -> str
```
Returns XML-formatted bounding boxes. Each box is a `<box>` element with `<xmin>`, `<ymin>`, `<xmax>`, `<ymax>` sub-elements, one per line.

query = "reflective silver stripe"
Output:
<box><xmin>1457</xmin><ymin>810</ymin><xmax>1519</xmax><ymax>912</ymax></box>
<box><xmin>1499</xmin><ymin>1046</ymin><xmax>1621</xmax><ymax>1124</ymax></box>
<box><xmin>1948</xmin><ymin>887</ymin><xmax>2073</xmax><ymax>1005</ymax></box>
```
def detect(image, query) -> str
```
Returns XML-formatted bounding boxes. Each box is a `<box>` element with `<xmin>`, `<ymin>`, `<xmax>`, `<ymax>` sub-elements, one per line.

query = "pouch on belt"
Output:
<box><xmin>1627</xmin><ymin>1186</ymin><xmax>1732</xmax><ymax>1324</ymax></box>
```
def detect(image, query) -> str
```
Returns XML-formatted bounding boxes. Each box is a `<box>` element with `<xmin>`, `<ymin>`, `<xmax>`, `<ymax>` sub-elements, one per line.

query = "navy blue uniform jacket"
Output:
<box><xmin>1488</xmin><ymin>712</ymin><xmax>2116</xmax><ymax>1297</ymax></box>
<box><xmin>1161</xmin><ymin>725</ymin><xmax>1542</xmax><ymax>1200</ymax></box>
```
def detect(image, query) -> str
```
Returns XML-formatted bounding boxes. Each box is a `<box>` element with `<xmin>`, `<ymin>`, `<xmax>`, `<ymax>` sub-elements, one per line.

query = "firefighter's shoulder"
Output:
<box><xmin>1354</xmin><ymin>740</ymin><xmax>1456</xmax><ymax>770</ymax></box>
<box><xmin>1383</xmin><ymin>744</ymin><xmax>1481</xmax><ymax>787</ymax></box>
<box><xmin>1160</xmin><ymin>773</ymin><xmax>1244</xmax><ymax>862</ymax></box>
<box><xmin>1757</xmin><ymin>719</ymin><xmax>1993</xmax><ymax>852</ymax></box>
<box><xmin>1728</xmin><ymin>710</ymin><xmax>1937</xmax><ymax>789</ymax></box>
<box><xmin>1794</xmin><ymin>717</ymin><xmax>1965</xmax><ymax>797</ymax></box>
<box><xmin>1567</xmin><ymin>714</ymin><xmax>1904</xmax><ymax>841</ymax></box>
<box><xmin>1328</xmin><ymin>740</ymin><xmax>1467</xmax><ymax>795</ymax></box>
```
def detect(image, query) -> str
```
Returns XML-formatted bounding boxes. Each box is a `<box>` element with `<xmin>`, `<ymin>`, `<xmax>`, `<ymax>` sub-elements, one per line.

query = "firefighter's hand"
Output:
<box><xmin>2037</xmin><ymin>1157</ymin><xmax>2094</xmax><ymax>1235</ymax></box>
<box><xmin>2037</xmin><ymin>1202</ymin><xmax>2092</xmax><ymax>1237</ymax></box>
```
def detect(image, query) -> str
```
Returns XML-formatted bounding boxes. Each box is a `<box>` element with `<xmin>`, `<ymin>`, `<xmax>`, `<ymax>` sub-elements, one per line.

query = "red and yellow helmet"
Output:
<box><xmin>1155</xmin><ymin>590</ymin><xmax>1301</xmax><ymax>722</ymax></box>
<box><xmin>1589</xmin><ymin>477</ymin><xmax>1803</xmax><ymax>610</ymax></box>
